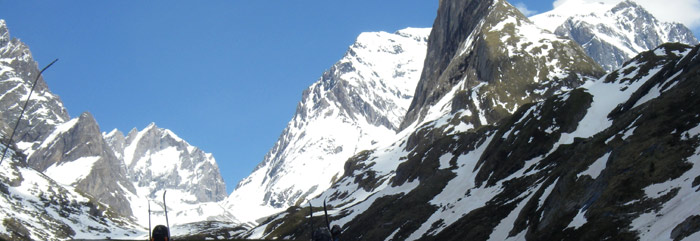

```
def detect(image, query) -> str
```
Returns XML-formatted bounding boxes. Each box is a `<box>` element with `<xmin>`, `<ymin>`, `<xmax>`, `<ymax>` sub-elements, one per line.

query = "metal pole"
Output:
<box><xmin>148</xmin><ymin>201</ymin><xmax>152</xmax><ymax>241</ymax></box>
<box><xmin>323</xmin><ymin>197</ymin><xmax>331</xmax><ymax>231</ymax></box>
<box><xmin>0</xmin><ymin>59</ymin><xmax>58</xmax><ymax>166</ymax></box>
<box><xmin>163</xmin><ymin>190</ymin><xmax>170</xmax><ymax>240</ymax></box>
<box><xmin>308</xmin><ymin>200</ymin><xmax>314</xmax><ymax>241</ymax></box>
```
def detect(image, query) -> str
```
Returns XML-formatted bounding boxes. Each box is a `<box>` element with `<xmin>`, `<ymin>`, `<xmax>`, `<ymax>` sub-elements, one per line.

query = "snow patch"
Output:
<box><xmin>45</xmin><ymin>156</ymin><xmax>100</xmax><ymax>185</ymax></box>
<box><xmin>577</xmin><ymin>152</ymin><xmax>610</xmax><ymax>179</ymax></box>
<box><xmin>567</xmin><ymin>208</ymin><xmax>588</xmax><ymax>229</ymax></box>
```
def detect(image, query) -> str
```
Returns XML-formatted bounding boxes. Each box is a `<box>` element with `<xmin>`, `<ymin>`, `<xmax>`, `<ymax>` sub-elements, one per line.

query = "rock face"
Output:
<box><xmin>530</xmin><ymin>0</ymin><xmax>699</xmax><ymax>72</ymax></box>
<box><xmin>0</xmin><ymin>136</ymin><xmax>141</xmax><ymax>241</ymax></box>
<box><xmin>401</xmin><ymin>0</ymin><xmax>604</xmax><ymax>130</ymax></box>
<box><xmin>1</xmin><ymin>20</ymin><xmax>134</xmax><ymax>217</ymax></box>
<box><xmin>225</xmin><ymin>28</ymin><xmax>430</xmax><ymax>222</ymax></box>
<box><xmin>238</xmin><ymin>0</ymin><xmax>700</xmax><ymax>240</ymax></box>
<box><xmin>103</xmin><ymin>124</ymin><xmax>230</xmax><ymax>228</ymax></box>
<box><xmin>0</xmin><ymin>19</ymin><xmax>69</xmax><ymax>146</ymax></box>
<box><xmin>106</xmin><ymin>123</ymin><xmax>226</xmax><ymax>203</ymax></box>
<box><xmin>28</xmin><ymin>113</ymin><xmax>136</xmax><ymax>217</ymax></box>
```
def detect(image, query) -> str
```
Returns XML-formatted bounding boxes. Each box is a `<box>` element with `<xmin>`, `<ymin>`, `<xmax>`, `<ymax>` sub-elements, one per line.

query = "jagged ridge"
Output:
<box><xmin>530</xmin><ymin>0</ymin><xmax>699</xmax><ymax>72</ymax></box>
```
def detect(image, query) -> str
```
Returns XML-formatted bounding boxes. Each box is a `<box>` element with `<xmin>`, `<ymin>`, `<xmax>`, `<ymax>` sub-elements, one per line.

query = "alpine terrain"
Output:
<box><xmin>0</xmin><ymin>140</ymin><xmax>141</xmax><ymax>240</ymax></box>
<box><xmin>0</xmin><ymin>19</ymin><xmax>231</xmax><ymax>240</ymax></box>
<box><xmin>104</xmin><ymin>124</ymin><xmax>233</xmax><ymax>228</ymax></box>
<box><xmin>530</xmin><ymin>0</ymin><xmax>699</xmax><ymax>71</ymax></box>
<box><xmin>225</xmin><ymin>27</ymin><xmax>431</xmax><ymax>223</ymax></box>
<box><xmin>3</xmin><ymin>0</ymin><xmax>700</xmax><ymax>239</ymax></box>
<box><xmin>235</xmin><ymin>0</ymin><xmax>700</xmax><ymax>240</ymax></box>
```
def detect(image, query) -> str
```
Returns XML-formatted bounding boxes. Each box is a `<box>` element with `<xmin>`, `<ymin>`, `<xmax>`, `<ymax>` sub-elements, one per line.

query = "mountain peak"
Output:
<box><xmin>613</xmin><ymin>0</ymin><xmax>641</xmax><ymax>10</ymax></box>
<box><xmin>226</xmin><ymin>27</ymin><xmax>430</xmax><ymax>223</ymax></box>
<box><xmin>0</xmin><ymin>19</ymin><xmax>8</xmax><ymax>46</ymax></box>
<box><xmin>145</xmin><ymin>122</ymin><xmax>158</xmax><ymax>130</ymax></box>
<box><xmin>0</xmin><ymin>20</ymin><xmax>70</xmax><ymax>146</ymax></box>
<box><xmin>531</xmin><ymin>0</ymin><xmax>699</xmax><ymax>71</ymax></box>
<box><xmin>532</xmin><ymin>0</ymin><xmax>613</xmax><ymax>32</ymax></box>
<box><xmin>401</xmin><ymin>0</ymin><xmax>603</xmax><ymax>130</ymax></box>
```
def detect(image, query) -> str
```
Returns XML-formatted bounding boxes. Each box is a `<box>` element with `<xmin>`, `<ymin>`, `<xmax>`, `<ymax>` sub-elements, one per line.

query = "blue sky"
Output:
<box><xmin>1</xmin><ymin>0</ymin><xmax>697</xmax><ymax>194</ymax></box>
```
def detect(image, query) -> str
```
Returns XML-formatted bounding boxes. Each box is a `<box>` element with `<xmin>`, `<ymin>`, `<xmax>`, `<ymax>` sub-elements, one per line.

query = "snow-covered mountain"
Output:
<box><xmin>0</xmin><ymin>19</ymin><xmax>233</xmax><ymax>237</ymax></box>
<box><xmin>401</xmin><ymin>0</ymin><xmax>603</xmax><ymax>131</ymax></box>
<box><xmin>0</xmin><ymin>139</ymin><xmax>142</xmax><ymax>241</ymax></box>
<box><xmin>237</xmin><ymin>0</ymin><xmax>700</xmax><ymax>240</ymax></box>
<box><xmin>0</xmin><ymin>19</ymin><xmax>69</xmax><ymax>148</ymax></box>
<box><xmin>225</xmin><ymin>28</ymin><xmax>431</xmax><ymax>222</ymax></box>
<box><xmin>27</xmin><ymin>112</ymin><xmax>136</xmax><ymax>217</ymax></box>
<box><xmin>104</xmin><ymin>123</ymin><xmax>231</xmax><ymax>228</ymax></box>
<box><xmin>530</xmin><ymin>0</ymin><xmax>699</xmax><ymax>71</ymax></box>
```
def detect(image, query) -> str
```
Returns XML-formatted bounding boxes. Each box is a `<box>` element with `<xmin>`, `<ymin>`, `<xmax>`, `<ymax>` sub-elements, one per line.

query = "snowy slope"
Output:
<box><xmin>530</xmin><ymin>0</ymin><xmax>699</xmax><ymax>71</ymax></box>
<box><xmin>0</xmin><ymin>141</ymin><xmax>142</xmax><ymax>241</ymax></box>
<box><xmin>239</xmin><ymin>0</ymin><xmax>700</xmax><ymax>239</ymax></box>
<box><xmin>225</xmin><ymin>28</ymin><xmax>430</xmax><ymax>223</ymax></box>
<box><xmin>249</xmin><ymin>41</ymin><xmax>700</xmax><ymax>241</ymax></box>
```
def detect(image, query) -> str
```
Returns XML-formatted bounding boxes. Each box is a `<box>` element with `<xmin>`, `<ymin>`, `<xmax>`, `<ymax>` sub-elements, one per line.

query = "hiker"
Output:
<box><xmin>312</xmin><ymin>227</ymin><xmax>332</xmax><ymax>241</ymax></box>
<box><xmin>331</xmin><ymin>225</ymin><xmax>341</xmax><ymax>241</ymax></box>
<box><xmin>151</xmin><ymin>225</ymin><xmax>169</xmax><ymax>241</ymax></box>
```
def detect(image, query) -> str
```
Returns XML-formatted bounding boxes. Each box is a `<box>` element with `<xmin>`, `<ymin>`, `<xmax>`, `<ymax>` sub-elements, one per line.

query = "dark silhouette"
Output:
<box><xmin>151</xmin><ymin>225</ymin><xmax>169</xmax><ymax>241</ymax></box>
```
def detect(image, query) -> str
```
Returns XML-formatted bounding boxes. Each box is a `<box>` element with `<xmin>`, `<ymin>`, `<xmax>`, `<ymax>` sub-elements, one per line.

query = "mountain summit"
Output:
<box><xmin>0</xmin><ymin>19</ymin><xmax>231</xmax><ymax>239</ymax></box>
<box><xmin>225</xmin><ymin>28</ymin><xmax>430</xmax><ymax>223</ymax></box>
<box><xmin>0</xmin><ymin>20</ymin><xmax>69</xmax><ymax>147</ymax></box>
<box><xmin>400</xmin><ymin>0</ymin><xmax>603</xmax><ymax>130</ymax></box>
<box><xmin>530</xmin><ymin>0</ymin><xmax>699</xmax><ymax>71</ymax></box>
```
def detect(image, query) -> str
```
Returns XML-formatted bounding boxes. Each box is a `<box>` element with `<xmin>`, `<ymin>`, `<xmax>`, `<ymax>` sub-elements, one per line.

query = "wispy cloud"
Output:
<box><xmin>514</xmin><ymin>2</ymin><xmax>538</xmax><ymax>16</ymax></box>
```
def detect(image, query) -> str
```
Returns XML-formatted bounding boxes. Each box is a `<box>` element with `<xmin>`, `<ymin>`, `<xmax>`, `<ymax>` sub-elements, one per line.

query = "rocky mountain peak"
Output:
<box><xmin>401</xmin><ymin>0</ymin><xmax>495</xmax><ymax>130</ymax></box>
<box><xmin>104</xmin><ymin>129</ymin><xmax>126</xmax><ymax>160</ymax></box>
<box><xmin>119</xmin><ymin>123</ymin><xmax>226</xmax><ymax>203</ymax></box>
<box><xmin>1</xmin><ymin>19</ymin><xmax>232</xmax><ymax>236</ymax></box>
<box><xmin>0</xmin><ymin>141</ymin><xmax>141</xmax><ymax>240</ymax></box>
<box><xmin>0</xmin><ymin>21</ymin><xmax>69</xmax><ymax>147</ymax></box>
<box><xmin>226</xmin><ymin>27</ymin><xmax>430</xmax><ymax>223</ymax></box>
<box><xmin>27</xmin><ymin>111</ymin><xmax>136</xmax><ymax>217</ymax></box>
<box><xmin>401</xmin><ymin>0</ymin><xmax>603</xmax><ymax>131</ymax></box>
<box><xmin>530</xmin><ymin>0</ymin><xmax>699</xmax><ymax>71</ymax></box>
<box><xmin>0</xmin><ymin>19</ymin><xmax>9</xmax><ymax>46</ymax></box>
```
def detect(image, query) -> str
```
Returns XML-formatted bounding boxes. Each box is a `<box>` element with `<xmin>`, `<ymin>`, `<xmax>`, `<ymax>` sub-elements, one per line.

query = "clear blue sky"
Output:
<box><xmin>1</xmin><ymin>1</ymin><xmax>697</xmax><ymax>194</ymax></box>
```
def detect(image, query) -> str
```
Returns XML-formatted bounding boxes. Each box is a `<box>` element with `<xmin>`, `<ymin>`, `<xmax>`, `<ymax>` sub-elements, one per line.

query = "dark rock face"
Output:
<box><xmin>402</xmin><ymin>0</ymin><xmax>495</xmax><ymax>129</ymax></box>
<box><xmin>672</xmin><ymin>215</ymin><xmax>700</xmax><ymax>241</ymax></box>
<box><xmin>401</xmin><ymin>0</ymin><xmax>604</xmax><ymax>131</ymax></box>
